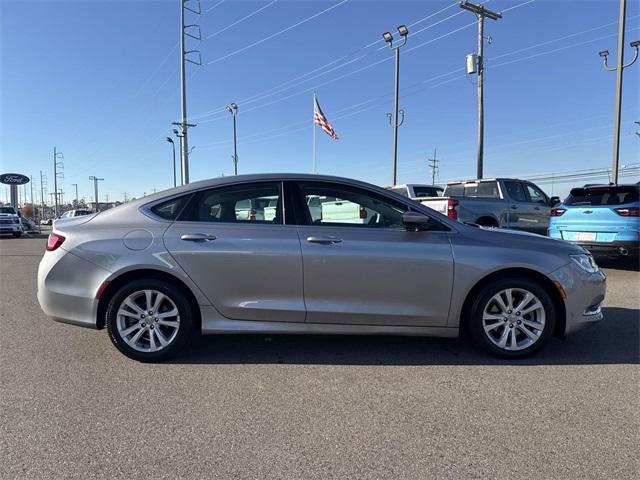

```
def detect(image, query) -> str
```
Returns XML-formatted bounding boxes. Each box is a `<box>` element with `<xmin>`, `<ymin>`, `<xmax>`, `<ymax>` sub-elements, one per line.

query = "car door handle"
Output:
<box><xmin>510</xmin><ymin>205</ymin><xmax>518</xmax><ymax>210</ymax></box>
<box><xmin>180</xmin><ymin>233</ymin><xmax>217</xmax><ymax>242</ymax></box>
<box><xmin>306</xmin><ymin>236</ymin><xmax>342</xmax><ymax>244</ymax></box>
<box><xmin>534</xmin><ymin>206</ymin><xmax>541</xmax><ymax>211</ymax></box>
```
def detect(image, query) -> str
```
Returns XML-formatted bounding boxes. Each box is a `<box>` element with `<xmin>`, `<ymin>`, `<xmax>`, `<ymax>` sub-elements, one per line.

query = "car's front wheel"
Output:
<box><xmin>468</xmin><ymin>277</ymin><xmax>556</xmax><ymax>358</ymax></box>
<box><xmin>105</xmin><ymin>279</ymin><xmax>194</xmax><ymax>362</ymax></box>
<box><xmin>12</xmin><ymin>231</ymin><xmax>21</xmax><ymax>238</ymax></box>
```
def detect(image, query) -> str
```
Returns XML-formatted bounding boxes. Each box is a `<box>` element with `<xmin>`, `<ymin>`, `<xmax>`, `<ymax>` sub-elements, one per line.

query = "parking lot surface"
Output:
<box><xmin>1</xmin><ymin>234</ymin><xmax>638</xmax><ymax>479</ymax></box>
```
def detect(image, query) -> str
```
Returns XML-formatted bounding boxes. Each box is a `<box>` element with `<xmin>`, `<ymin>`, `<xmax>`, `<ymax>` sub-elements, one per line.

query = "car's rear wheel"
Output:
<box><xmin>106</xmin><ymin>279</ymin><xmax>193</xmax><ymax>362</ymax></box>
<box><xmin>468</xmin><ymin>277</ymin><xmax>555</xmax><ymax>358</ymax></box>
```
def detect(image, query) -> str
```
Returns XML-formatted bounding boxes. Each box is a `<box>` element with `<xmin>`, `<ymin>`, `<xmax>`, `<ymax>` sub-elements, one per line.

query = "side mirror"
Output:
<box><xmin>402</xmin><ymin>212</ymin><xmax>432</xmax><ymax>231</ymax></box>
<box><xmin>549</xmin><ymin>196</ymin><xmax>560</xmax><ymax>206</ymax></box>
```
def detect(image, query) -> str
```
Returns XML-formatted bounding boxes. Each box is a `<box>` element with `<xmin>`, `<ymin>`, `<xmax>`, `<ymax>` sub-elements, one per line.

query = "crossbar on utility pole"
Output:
<box><xmin>460</xmin><ymin>1</ymin><xmax>501</xmax><ymax>180</ymax></box>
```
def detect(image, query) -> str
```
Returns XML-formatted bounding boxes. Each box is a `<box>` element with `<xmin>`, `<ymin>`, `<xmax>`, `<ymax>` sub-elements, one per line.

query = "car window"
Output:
<box><xmin>412</xmin><ymin>186</ymin><xmax>442</xmax><ymax>198</ymax></box>
<box><xmin>298</xmin><ymin>182</ymin><xmax>408</xmax><ymax>229</ymax></box>
<box><xmin>445</xmin><ymin>182</ymin><xmax>498</xmax><ymax>198</ymax></box>
<box><xmin>525</xmin><ymin>184</ymin><xmax>548</xmax><ymax>204</ymax></box>
<box><xmin>179</xmin><ymin>182</ymin><xmax>282</xmax><ymax>224</ymax></box>
<box><xmin>390</xmin><ymin>187</ymin><xmax>408</xmax><ymax>197</ymax></box>
<box><xmin>151</xmin><ymin>195</ymin><xmax>191</xmax><ymax>220</ymax></box>
<box><xmin>565</xmin><ymin>186</ymin><xmax>639</xmax><ymax>206</ymax></box>
<box><xmin>504</xmin><ymin>181</ymin><xmax>527</xmax><ymax>203</ymax></box>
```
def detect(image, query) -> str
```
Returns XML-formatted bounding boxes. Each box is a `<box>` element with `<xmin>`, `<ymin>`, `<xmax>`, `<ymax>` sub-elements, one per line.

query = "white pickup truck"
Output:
<box><xmin>387</xmin><ymin>184</ymin><xmax>448</xmax><ymax>217</ymax></box>
<box><xmin>0</xmin><ymin>206</ymin><xmax>23</xmax><ymax>237</ymax></box>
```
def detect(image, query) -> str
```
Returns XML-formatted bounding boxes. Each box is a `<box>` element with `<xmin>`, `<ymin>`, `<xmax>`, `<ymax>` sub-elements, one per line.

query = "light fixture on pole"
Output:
<box><xmin>382</xmin><ymin>24</ymin><xmax>409</xmax><ymax>186</ymax></box>
<box><xmin>166</xmin><ymin>137</ymin><xmax>177</xmax><ymax>188</ymax></box>
<box><xmin>172</xmin><ymin>128</ymin><xmax>185</xmax><ymax>185</ymax></box>
<box><xmin>226</xmin><ymin>103</ymin><xmax>239</xmax><ymax>175</ymax></box>
<box><xmin>597</xmin><ymin>0</ymin><xmax>640</xmax><ymax>185</ymax></box>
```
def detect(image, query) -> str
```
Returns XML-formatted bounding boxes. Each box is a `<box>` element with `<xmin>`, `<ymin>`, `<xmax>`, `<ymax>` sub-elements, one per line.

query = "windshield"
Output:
<box><xmin>565</xmin><ymin>186</ymin><xmax>639</xmax><ymax>206</ymax></box>
<box><xmin>0</xmin><ymin>207</ymin><xmax>17</xmax><ymax>214</ymax></box>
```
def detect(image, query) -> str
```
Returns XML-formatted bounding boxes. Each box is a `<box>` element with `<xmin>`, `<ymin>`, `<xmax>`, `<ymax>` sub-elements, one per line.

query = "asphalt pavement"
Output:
<box><xmin>1</xmin><ymin>234</ymin><xmax>638</xmax><ymax>479</ymax></box>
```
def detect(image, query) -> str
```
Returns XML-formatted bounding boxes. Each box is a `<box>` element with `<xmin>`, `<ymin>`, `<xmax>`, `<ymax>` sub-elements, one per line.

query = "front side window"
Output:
<box><xmin>298</xmin><ymin>182</ymin><xmax>408</xmax><ymax>229</ymax></box>
<box><xmin>525</xmin><ymin>184</ymin><xmax>548</xmax><ymax>204</ymax></box>
<box><xmin>504</xmin><ymin>181</ymin><xmax>527</xmax><ymax>203</ymax></box>
<box><xmin>179</xmin><ymin>182</ymin><xmax>282</xmax><ymax>224</ymax></box>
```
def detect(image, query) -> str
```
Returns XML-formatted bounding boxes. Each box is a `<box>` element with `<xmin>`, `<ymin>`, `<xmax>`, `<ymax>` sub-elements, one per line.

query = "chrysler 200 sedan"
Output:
<box><xmin>37</xmin><ymin>174</ymin><xmax>606</xmax><ymax>361</ymax></box>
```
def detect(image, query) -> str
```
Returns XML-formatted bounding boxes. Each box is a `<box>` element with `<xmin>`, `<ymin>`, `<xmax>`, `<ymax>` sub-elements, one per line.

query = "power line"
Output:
<box><xmin>205</xmin><ymin>0</ymin><xmax>350</xmax><ymax>65</ymax></box>
<box><xmin>206</xmin><ymin>1</ymin><xmax>277</xmax><ymax>39</ymax></box>
<box><xmin>205</xmin><ymin>0</ymin><xmax>225</xmax><ymax>14</ymax></box>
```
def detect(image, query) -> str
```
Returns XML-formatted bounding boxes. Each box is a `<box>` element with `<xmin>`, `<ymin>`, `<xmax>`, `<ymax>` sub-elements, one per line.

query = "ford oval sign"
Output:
<box><xmin>0</xmin><ymin>173</ymin><xmax>30</xmax><ymax>185</ymax></box>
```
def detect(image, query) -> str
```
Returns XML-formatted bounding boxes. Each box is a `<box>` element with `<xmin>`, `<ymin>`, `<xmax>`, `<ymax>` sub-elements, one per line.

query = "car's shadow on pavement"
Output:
<box><xmin>596</xmin><ymin>256</ymin><xmax>639</xmax><ymax>272</ymax></box>
<box><xmin>170</xmin><ymin>306</ymin><xmax>639</xmax><ymax>366</ymax></box>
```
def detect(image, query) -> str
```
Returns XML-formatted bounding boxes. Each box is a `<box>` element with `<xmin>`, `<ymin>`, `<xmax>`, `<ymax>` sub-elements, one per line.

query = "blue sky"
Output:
<box><xmin>1</xmin><ymin>0</ymin><xmax>639</xmax><ymax>203</ymax></box>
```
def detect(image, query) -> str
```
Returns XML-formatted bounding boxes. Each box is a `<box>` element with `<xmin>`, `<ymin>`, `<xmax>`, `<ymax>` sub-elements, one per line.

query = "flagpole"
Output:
<box><xmin>312</xmin><ymin>92</ymin><xmax>317</xmax><ymax>174</ymax></box>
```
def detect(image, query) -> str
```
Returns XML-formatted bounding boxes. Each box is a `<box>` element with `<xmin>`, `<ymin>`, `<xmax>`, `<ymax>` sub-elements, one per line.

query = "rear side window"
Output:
<box><xmin>445</xmin><ymin>182</ymin><xmax>498</xmax><ymax>198</ymax></box>
<box><xmin>179</xmin><ymin>182</ymin><xmax>283</xmax><ymax>224</ymax></box>
<box><xmin>565</xmin><ymin>186</ymin><xmax>639</xmax><ymax>206</ymax></box>
<box><xmin>151</xmin><ymin>195</ymin><xmax>190</xmax><ymax>220</ymax></box>
<box><xmin>504</xmin><ymin>181</ymin><xmax>527</xmax><ymax>202</ymax></box>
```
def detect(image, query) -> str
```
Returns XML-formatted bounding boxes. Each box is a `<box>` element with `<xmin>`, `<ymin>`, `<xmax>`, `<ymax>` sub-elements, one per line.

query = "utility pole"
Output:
<box><xmin>598</xmin><ymin>0</ymin><xmax>640</xmax><ymax>184</ymax></box>
<box><xmin>52</xmin><ymin>147</ymin><xmax>64</xmax><ymax>217</ymax></box>
<box><xmin>89</xmin><ymin>176</ymin><xmax>104</xmax><ymax>212</ymax></box>
<box><xmin>428</xmin><ymin>149</ymin><xmax>439</xmax><ymax>185</ymax></box>
<box><xmin>123</xmin><ymin>192</ymin><xmax>128</xmax><ymax>203</ymax></box>
<box><xmin>39</xmin><ymin>171</ymin><xmax>46</xmax><ymax>219</ymax></box>
<box><xmin>71</xmin><ymin>183</ymin><xmax>78</xmax><ymax>204</ymax></box>
<box><xmin>227</xmin><ymin>103</ymin><xmax>239</xmax><ymax>175</ymax></box>
<box><xmin>166</xmin><ymin>136</ymin><xmax>177</xmax><ymax>187</ymax></box>
<box><xmin>382</xmin><ymin>25</ymin><xmax>409</xmax><ymax>186</ymax></box>
<box><xmin>460</xmin><ymin>1</ymin><xmax>502</xmax><ymax>180</ymax></box>
<box><xmin>177</xmin><ymin>0</ymin><xmax>202</xmax><ymax>185</ymax></box>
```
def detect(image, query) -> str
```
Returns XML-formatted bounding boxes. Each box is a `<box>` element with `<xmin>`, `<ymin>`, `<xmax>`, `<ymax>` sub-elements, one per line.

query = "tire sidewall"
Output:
<box><xmin>469</xmin><ymin>277</ymin><xmax>556</xmax><ymax>358</ymax></box>
<box><xmin>105</xmin><ymin>279</ymin><xmax>193</xmax><ymax>362</ymax></box>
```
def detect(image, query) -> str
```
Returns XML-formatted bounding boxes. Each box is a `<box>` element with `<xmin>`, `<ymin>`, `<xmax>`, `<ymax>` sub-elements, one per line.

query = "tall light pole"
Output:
<box><xmin>52</xmin><ymin>147</ymin><xmax>64</xmax><ymax>217</ymax></box>
<box><xmin>173</xmin><ymin>128</ymin><xmax>184</xmax><ymax>184</ymax></box>
<box><xmin>166</xmin><ymin>137</ymin><xmax>177</xmax><ymax>187</ymax></box>
<box><xmin>382</xmin><ymin>25</ymin><xmax>409</xmax><ymax>186</ymax></box>
<box><xmin>598</xmin><ymin>0</ymin><xmax>639</xmax><ymax>185</ymax></box>
<box><xmin>226</xmin><ymin>103</ymin><xmax>239</xmax><ymax>175</ymax></box>
<box><xmin>89</xmin><ymin>176</ymin><xmax>104</xmax><ymax>213</ymax></box>
<box><xmin>71</xmin><ymin>183</ymin><xmax>78</xmax><ymax>204</ymax></box>
<box><xmin>460</xmin><ymin>1</ymin><xmax>502</xmax><ymax>180</ymax></box>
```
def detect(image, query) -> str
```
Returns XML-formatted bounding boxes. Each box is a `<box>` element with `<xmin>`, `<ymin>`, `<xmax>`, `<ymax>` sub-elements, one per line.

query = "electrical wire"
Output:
<box><xmin>205</xmin><ymin>1</ymin><xmax>278</xmax><ymax>40</ymax></box>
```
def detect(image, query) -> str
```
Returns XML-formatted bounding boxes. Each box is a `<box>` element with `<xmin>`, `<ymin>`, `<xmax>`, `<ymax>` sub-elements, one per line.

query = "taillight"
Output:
<box><xmin>614</xmin><ymin>207</ymin><xmax>639</xmax><ymax>217</ymax></box>
<box><xmin>359</xmin><ymin>206</ymin><xmax>368</xmax><ymax>219</ymax></box>
<box><xmin>46</xmin><ymin>233</ymin><xmax>65</xmax><ymax>251</ymax></box>
<box><xmin>550</xmin><ymin>208</ymin><xmax>566</xmax><ymax>217</ymax></box>
<box><xmin>447</xmin><ymin>198</ymin><xmax>458</xmax><ymax>220</ymax></box>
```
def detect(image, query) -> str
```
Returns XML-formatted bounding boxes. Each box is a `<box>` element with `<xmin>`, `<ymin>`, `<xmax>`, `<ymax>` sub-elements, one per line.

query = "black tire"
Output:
<box><xmin>12</xmin><ymin>232</ymin><xmax>22</xmax><ymax>238</ymax></box>
<box><xmin>468</xmin><ymin>276</ymin><xmax>556</xmax><ymax>358</ymax></box>
<box><xmin>105</xmin><ymin>279</ymin><xmax>194</xmax><ymax>362</ymax></box>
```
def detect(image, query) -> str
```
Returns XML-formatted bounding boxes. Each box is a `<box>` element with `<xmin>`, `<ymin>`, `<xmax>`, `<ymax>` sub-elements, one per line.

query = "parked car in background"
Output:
<box><xmin>58</xmin><ymin>209</ymin><xmax>92</xmax><ymax>220</ymax></box>
<box><xmin>0</xmin><ymin>206</ymin><xmax>23</xmax><ymax>237</ymax></box>
<box><xmin>419</xmin><ymin>178</ymin><xmax>560</xmax><ymax>235</ymax></box>
<box><xmin>38</xmin><ymin>174</ymin><xmax>605</xmax><ymax>362</ymax></box>
<box><xmin>388</xmin><ymin>184</ymin><xmax>444</xmax><ymax>199</ymax></box>
<box><xmin>548</xmin><ymin>184</ymin><xmax>639</xmax><ymax>257</ymax></box>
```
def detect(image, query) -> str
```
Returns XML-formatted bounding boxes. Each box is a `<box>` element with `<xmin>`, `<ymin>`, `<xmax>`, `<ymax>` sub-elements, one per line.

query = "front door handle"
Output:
<box><xmin>534</xmin><ymin>206</ymin><xmax>541</xmax><ymax>211</ymax></box>
<box><xmin>510</xmin><ymin>205</ymin><xmax>518</xmax><ymax>210</ymax></box>
<box><xmin>307</xmin><ymin>235</ymin><xmax>342</xmax><ymax>244</ymax></box>
<box><xmin>180</xmin><ymin>233</ymin><xmax>217</xmax><ymax>242</ymax></box>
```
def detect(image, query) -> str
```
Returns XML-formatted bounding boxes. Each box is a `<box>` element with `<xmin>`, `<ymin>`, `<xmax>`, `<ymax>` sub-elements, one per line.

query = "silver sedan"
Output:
<box><xmin>37</xmin><ymin>174</ymin><xmax>606</xmax><ymax>361</ymax></box>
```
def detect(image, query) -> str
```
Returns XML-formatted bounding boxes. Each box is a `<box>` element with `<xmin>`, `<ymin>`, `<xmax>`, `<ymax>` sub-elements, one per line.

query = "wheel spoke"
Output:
<box><xmin>144</xmin><ymin>290</ymin><xmax>153</xmax><ymax>311</ymax></box>
<box><xmin>509</xmin><ymin>326</ymin><xmax>518</xmax><ymax>349</ymax></box>
<box><xmin>117</xmin><ymin>309</ymin><xmax>139</xmax><ymax>319</ymax></box>
<box><xmin>154</xmin><ymin>328</ymin><xmax>169</xmax><ymax>347</ymax></box>
<box><xmin>158</xmin><ymin>319</ymin><xmax>179</xmax><ymax>328</ymax></box>
<box><xmin>493</xmin><ymin>294</ymin><xmax>509</xmax><ymax>314</ymax></box>
<box><xmin>123</xmin><ymin>298</ymin><xmax>144</xmax><ymax>316</ymax></box>
<box><xmin>120</xmin><ymin>323</ymin><xmax>142</xmax><ymax>337</ymax></box>
<box><xmin>484</xmin><ymin>322</ymin><xmax>503</xmax><ymax>333</ymax></box>
<box><xmin>521</xmin><ymin>301</ymin><xmax>543</xmax><ymax>316</ymax></box>
<box><xmin>522</xmin><ymin>319</ymin><xmax>544</xmax><ymax>331</ymax></box>
<box><xmin>151</xmin><ymin>292</ymin><xmax>166</xmax><ymax>313</ymax></box>
<box><xmin>483</xmin><ymin>313</ymin><xmax>504</xmax><ymax>321</ymax></box>
<box><xmin>157</xmin><ymin>309</ymin><xmax>178</xmax><ymax>319</ymax></box>
<box><xmin>518</xmin><ymin>323</ymin><xmax>539</xmax><ymax>341</ymax></box>
<box><xmin>127</xmin><ymin>327</ymin><xmax>145</xmax><ymax>346</ymax></box>
<box><xmin>515</xmin><ymin>292</ymin><xmax>533</xmax><ymax>313</ymax></box>
<box><xmin>149</xmin><ymin>329</ymin><xmax>157</xmax><ymax>351</ymax></box>
<box><xmin>497</xmin><ymin>326</ymin><xmax>510</xmax><ymax>348</ymax></box>
<box><xmin>505</xmin><ymin>289</ymin><xmax>515</xmax><ymax>310</ymax></box>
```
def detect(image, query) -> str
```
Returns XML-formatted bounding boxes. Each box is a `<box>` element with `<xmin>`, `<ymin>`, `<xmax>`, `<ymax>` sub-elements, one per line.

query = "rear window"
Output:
<box><xmin>0</xmin><ymin>207</ymin><xmax>17</xmax><ymax>214</ymax></box>
<box><xmin>412</xmin><ymin>186</ymin><xmax>443</xmax><ymax>198</ymax></box>
<box><xmin>445</xmin><ymin>181</ymin><xmax>499</xmax><ymax>198</ymax></box>
<box><xmin>565</xmin><ymin>186</ymin><xmax>639</xmax><ymax>206</ymax></box>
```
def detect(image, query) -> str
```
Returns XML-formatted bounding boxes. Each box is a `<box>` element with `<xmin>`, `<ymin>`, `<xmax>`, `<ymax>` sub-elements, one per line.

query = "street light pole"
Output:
<box><xmin>166</xmin><ymin>137</ymin><xmax>177</xmax><ymax>187</ymax></box>
<box><xmin>227</xmin><ymin>103</ymin><xmax>239</xmax><ymax>175</ymax></box>
<box><xmin>382</xmin><ymin>25</ymin><xmax>409</xmax><ymax>186</ymax></box>
<box><xmin>598</xmin><ymin>0</ymin><xmax>640</xmax><ymax>185</ymax></box>
<box><xmin>71</xmin><ymin>183</ymin><xmax>78</xmax><ymax>204</ymax></box>
<box><xmin>89</xmin><ymin>176</ymin><xmax>104</xmax><ymax>213</ymax></box>
<box><xmin>460</xmin><ymin>1</ymin><xmax>502</xmax><ymax>180</ymax></box>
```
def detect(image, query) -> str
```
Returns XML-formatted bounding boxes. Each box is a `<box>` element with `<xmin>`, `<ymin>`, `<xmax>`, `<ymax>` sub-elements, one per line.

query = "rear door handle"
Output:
<box><xmin>534</xmin><ymin>206</ymin><xmax>541</xmax><ymax>211</ymax></box>
<box><xmin>510</xmin><ymin>205</ymin><xmax>518</xmax><ymax>210</ymax></box>
<box><xmin>180</xmin><ymin>233</ymin><xmax>217</xmax><ymax>242</ymax></box>
<box><xmin>306</xmin><ymin>235</ymin><xmax>342</xmax><ymax>244</ymax></box>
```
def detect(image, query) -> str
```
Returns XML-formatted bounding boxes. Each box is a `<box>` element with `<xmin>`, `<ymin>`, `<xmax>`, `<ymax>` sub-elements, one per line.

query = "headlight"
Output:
<box><xmin>570</xmin><ymin>254</ymin><xmax>599</xmax><ymax>273</ymax></box>
<box><xmin>13</xmin><ymin>218</ymin><xmax>19</xmax><ymax>224</ymax></box>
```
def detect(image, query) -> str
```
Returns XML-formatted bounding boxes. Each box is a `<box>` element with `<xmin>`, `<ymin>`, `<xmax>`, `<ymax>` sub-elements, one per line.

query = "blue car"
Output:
<box><xmin>548</xmin><ymin>184</ymin><xmax>639</xmax><ymax>257</ymax></box>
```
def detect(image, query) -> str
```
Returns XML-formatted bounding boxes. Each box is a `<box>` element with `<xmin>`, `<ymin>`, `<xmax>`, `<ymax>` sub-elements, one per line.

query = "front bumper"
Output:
<box><xmin>549</xmin><ymin>261</ymin><xmax>607</xmax><ymax>335</ymax></box>
<box><xmin>37</xmin><ymin>247</ymin><xmax>111</xmax><ymax>329</ymax></box>
<box><xmin>0</xmin><ymin>224</ymin><xmax>22</xmax><ymax>233</ymax></box>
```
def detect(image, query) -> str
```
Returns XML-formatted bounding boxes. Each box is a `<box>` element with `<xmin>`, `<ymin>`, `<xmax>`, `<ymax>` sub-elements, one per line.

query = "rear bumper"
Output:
<box><xmin>548</xmin><ymin>262</ymin><xmax>607</xmax><ymax>335</ymax></box>
<box><xmin>575</xmin><ymin>240</ymin><xmax>639</xmax><ymax>257</ymax></box>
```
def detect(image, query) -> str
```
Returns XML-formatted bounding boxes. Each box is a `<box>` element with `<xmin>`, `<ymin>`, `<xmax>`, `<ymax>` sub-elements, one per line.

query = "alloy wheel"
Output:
<box><xmin>115</xmin><ymin>289</ymin><xmax>180</xmax><ymax>353</ymax></box>
<box><xmin>481</xmin><ymin>288</ymin><xmax>546</xmax><ymax>352</ymax></box>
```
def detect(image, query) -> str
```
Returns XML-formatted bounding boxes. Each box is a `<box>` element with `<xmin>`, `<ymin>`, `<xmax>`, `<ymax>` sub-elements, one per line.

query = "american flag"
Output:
<box><xmin>314</xmin><ymin>97</ymin><xmax>338</xmax><ymax>140</ymax></box>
